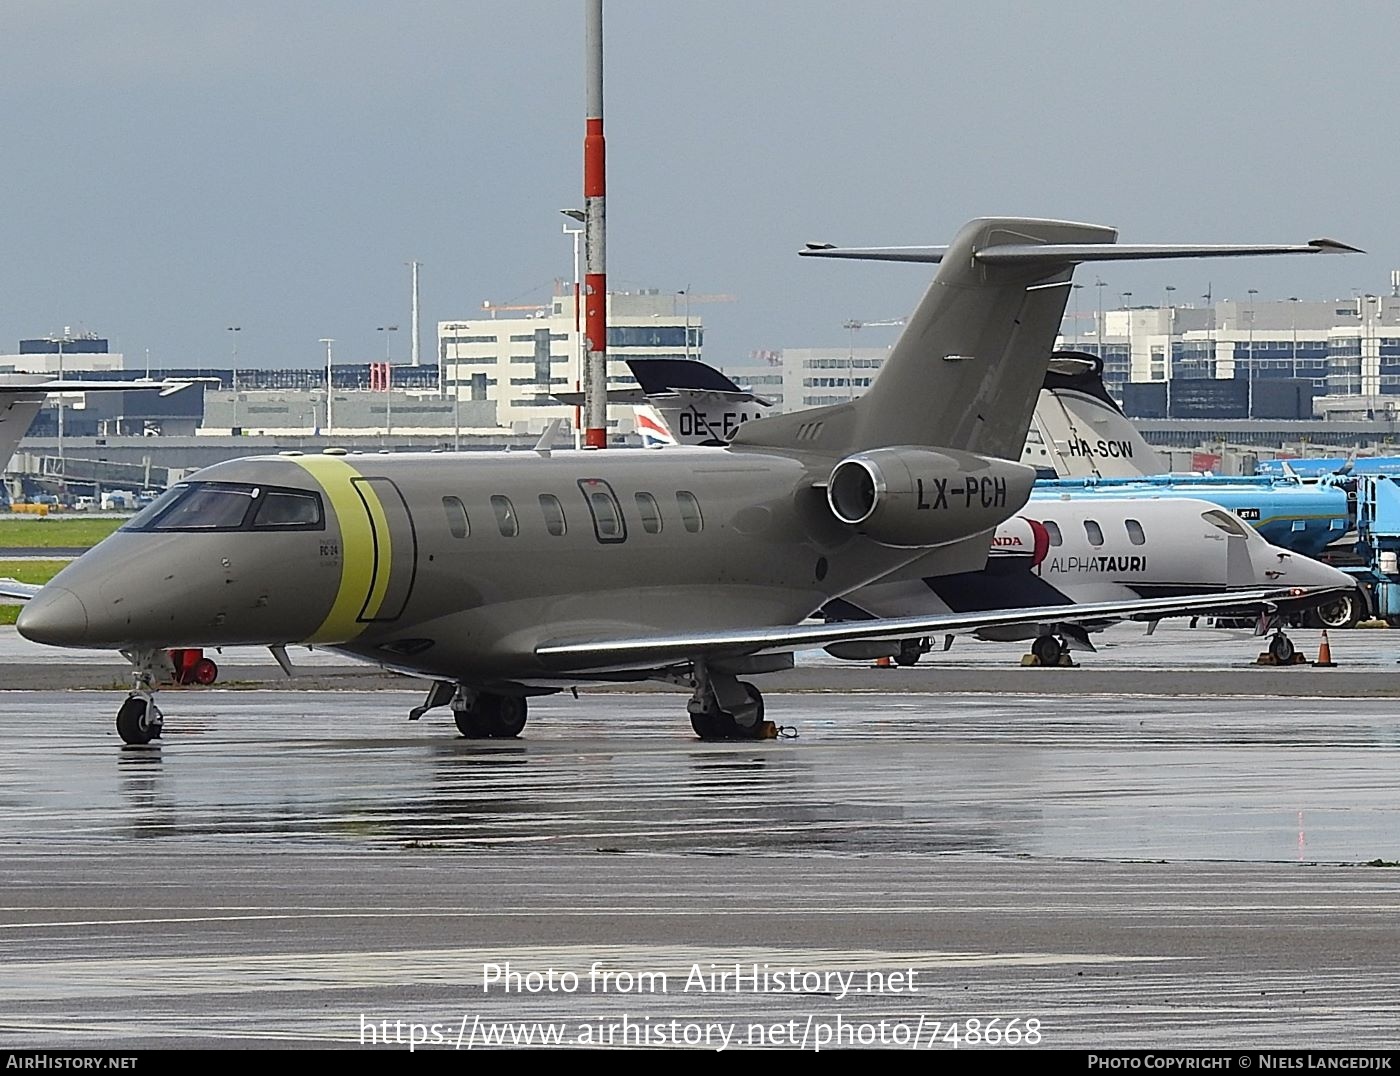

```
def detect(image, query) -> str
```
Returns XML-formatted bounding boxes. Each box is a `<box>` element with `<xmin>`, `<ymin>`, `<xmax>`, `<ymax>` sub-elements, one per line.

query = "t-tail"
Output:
<box><xmin>729</xmin><ymin>216</ymin><xmax>1358</xmax><ymax>462</ymax></box>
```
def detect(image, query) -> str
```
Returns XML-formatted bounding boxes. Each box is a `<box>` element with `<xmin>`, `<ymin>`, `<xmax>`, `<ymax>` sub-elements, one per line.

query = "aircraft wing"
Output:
<box><xmin>0</xmin><ymin>579</ymin><xmax>42</xmax><ymax>601</ymax></box>
<box><xmin>535</xmin><ymin>585</ymin><xmax>1344</xmax><ymax>671</ymax></box>
<box><xmin>0</xmin><ymin>379</ymin><xmax>196</xmax><ymax>397</ymax></box>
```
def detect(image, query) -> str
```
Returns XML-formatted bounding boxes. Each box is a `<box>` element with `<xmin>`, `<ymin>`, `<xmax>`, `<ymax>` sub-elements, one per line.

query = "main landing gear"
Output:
<box><xmin>115</xmin><ymin>649</ymin><xmax>165</xmax><ymax>745</ymax></box>
<box><xmin>453</xmin><ymin>692</ymin><xmax>528</xmax><ymax>739</ymax></box>
<box><xmin>1029</xmin><ymin>633</ymin><xmax>1069</xmax><ymax>667</ymax></box>
<box><xmin>410</xmin><ymin>680</ymin><xmax>529</xmax><ymax>739</ymax></box>
<box><xmin>687</xmin><ymin>665</ymin><xmax>770</xmax><ymax>741</ymax></box>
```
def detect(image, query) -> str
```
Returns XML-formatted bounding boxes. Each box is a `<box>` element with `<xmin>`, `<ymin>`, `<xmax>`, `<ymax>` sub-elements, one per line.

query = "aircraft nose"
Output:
<box><xmin>17</xmin><ymin>586</ymin><xmax>91</xmax><ymax>647</ymax></box>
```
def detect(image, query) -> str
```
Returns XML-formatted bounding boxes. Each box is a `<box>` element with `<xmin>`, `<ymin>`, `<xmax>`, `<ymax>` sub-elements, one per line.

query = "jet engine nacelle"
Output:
<box><xmin>826</xmin><ymin>446</ymin><xmax>1036</xmax><ymax>548</ymax></box>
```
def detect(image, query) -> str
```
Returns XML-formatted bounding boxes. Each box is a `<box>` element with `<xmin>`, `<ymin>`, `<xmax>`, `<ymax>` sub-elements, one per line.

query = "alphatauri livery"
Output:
<box><xmin>6</xmin><ymin>217</ymin><xmax>1356</xmax><ymax>743</ymax></box>
<box><xmin>578</xmin><ymin>357</ymin><xmax>1348</xmax><ymax>664</ymax></box>
<box><xmin>826</xmin><ymin>498</ymin><xmax>1351</xmax><ymax>667</ymax></box>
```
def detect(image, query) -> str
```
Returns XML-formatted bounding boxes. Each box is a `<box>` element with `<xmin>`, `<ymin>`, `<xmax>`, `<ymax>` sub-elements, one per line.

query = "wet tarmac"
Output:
<box><xmin>1</xmin><ymin>688</ymin><xmax>1399</xmax><ymax>1049</ymax></box>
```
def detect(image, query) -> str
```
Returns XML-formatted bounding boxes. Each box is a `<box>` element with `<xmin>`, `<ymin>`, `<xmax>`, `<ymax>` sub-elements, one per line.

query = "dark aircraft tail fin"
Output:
<box><xmin>728</xmin><ymin>218</ymin><xmax>1357</xmax><ymax>461</ymax></box>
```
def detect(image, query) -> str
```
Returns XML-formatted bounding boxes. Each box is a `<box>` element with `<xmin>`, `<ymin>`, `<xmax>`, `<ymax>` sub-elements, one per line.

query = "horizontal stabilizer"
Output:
<box><xmin>801</xmin><ymin>237</ymin><xmax>1361</xmax><ymax>266</ymax></box>
<box><xmin>0</xmin><ymin>578</ymin><xmax>41</xmax><ymax>602</ymax></box>
<box><xmin>0</xmin><ymin>378</ymin><xmax>197</xmax><ymax>396</ymax></box>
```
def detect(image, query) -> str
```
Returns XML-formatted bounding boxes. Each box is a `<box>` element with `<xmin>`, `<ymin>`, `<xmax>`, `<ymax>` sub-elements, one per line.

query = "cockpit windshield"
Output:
<box><xmin>1202</xmin><ymin>509</ymin><xmax>1251</xmax><ymax>538</ymax></box>
<box><xmin>122</xmin><ymin>482</ymin><xmax>324</xmax><ymax>533</ymax></box>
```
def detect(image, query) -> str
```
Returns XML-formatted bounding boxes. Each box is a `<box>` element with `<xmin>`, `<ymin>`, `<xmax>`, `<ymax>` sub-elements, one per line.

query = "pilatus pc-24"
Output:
<box><xmin>4</xmin><ymin>218</ymin><xmax>1356</xmax><ymax>743</ymax></box>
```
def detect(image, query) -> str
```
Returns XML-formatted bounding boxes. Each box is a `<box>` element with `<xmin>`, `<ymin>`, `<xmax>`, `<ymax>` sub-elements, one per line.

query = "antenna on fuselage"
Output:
<box><xmin>534</xmin><ymin>418</ymin><xmax>565</xmax><ymax>458</ymax></box>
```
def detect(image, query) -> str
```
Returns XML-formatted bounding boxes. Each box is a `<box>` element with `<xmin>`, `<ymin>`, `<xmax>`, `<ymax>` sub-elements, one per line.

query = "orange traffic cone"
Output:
<box><xmin>873</xmin><ymin>655</ymin><xmax>894</xmax><ymax>669</ymax></box>
<box><xmin>1314</xmin><ymin>630</ymin><xmax>1338</xmax><ymax>668</ymax></box>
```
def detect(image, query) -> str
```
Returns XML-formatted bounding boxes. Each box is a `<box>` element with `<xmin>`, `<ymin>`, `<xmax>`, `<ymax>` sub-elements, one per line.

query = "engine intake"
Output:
<box><xmin>827</xmin><ymin>446</ymin><xmax>1035</xmax><ymax>547</ymax></box>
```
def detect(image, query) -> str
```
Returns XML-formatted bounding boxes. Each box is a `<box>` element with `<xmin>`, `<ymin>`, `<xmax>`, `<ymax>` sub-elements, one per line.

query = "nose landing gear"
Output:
<box><xmin>115</xmin><ymin>650</ymin><xmax>166</xmax><ymax>745</ymax></box>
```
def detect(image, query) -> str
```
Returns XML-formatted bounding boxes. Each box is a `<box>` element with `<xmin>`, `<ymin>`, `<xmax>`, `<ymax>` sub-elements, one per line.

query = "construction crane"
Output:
<box><xmin>843</xmin><ymin>317</ymin><xmax>905</xmax><ymax>356</ymax></box>
<box><xmin>839</xmin><ymin>318</ymin><xmax>906</xmax><ymax>401</ymax></box>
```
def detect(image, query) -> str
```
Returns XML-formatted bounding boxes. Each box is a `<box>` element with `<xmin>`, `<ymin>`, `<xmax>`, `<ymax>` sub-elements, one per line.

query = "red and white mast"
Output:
<box><xmin>582</xmin><ymin>0</ymin><xmax>608</xmax><ymax>448</ymax></box>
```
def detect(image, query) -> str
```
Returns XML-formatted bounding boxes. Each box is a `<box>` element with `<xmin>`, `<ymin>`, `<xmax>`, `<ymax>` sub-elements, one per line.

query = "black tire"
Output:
<box><xmin>1269</xmin><ymin>633</ymin><xmax>1296</xmax><ymax>664</ymax></box>
<box><xmin>691</xmin><ymin>684</ymin><xmax>766</xmax><ymax>741</ymax></box>
<box><xmin>488</xmin><ymin>695</ymin><xmax>528</xmax><ymax>738</ymax></box>
<box><xmin>453</xmin><ymin>706</ymin><xmax>491</xmax><ymax>739</ymax></box>
<box><xmin>894</xmin><ymin>639</ymin><xmax>923</xmax><ymax>667</ymax></box>
<box><xmin>116</xmin><ymin>697</ymin><xmax>162</xmax><ymax>745</ymax></box>
<box><xmin>1312</xmin><ymin>592</ymin><xmax>1362</xmax><ymax>631</ymax></box>
<box><xmin>735</xmin><ymin>681</ymin><xmax>765</xmax><ymax>733</ymax></box>
<box><xmin>1031</xmin><ymin>634</ymin><xmax>1063</xmax><ymax>666</ymax></box>
<box><xmin>690</xmin><ymin>709</ymin><xmax>722</xmax><ymax>739</ymax></box>
<box><xmin>455</xmin><ymin>694</ymin><xmax>528</xmax><ymax>738</ymax></box>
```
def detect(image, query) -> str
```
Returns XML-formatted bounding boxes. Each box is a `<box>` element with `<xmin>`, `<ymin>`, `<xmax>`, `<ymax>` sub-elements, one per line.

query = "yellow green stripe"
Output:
<box><xmin>291</xmin><ymin>456</ymin><xmax>391</xmax><ymax>643</ymax></box>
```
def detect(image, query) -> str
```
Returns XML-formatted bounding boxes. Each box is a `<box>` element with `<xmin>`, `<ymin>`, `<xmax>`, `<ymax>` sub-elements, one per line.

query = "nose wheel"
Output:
<box><xmin>116</xmin><ymin>696</ymin><xmax>163</xmax><ymax>745</ymax></box>
<box><xmin>115</xmin><ymin>649</ymin><xmax>168</xmax><ymax>745</ymax></box>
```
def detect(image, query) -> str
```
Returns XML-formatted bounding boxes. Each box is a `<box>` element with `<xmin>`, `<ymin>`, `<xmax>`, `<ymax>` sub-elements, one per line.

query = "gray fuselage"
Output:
<box><xmin>20</xmin><ymin>446</ymin><xmax>1019</xmax><ymax>686</ymax></box>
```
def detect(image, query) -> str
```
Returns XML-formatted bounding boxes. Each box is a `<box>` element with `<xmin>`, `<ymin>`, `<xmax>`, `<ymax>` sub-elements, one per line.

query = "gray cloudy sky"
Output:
<box><xmin>2</xmin><ymin>1</ymin><xmax>1397</xmax><ymax>370</ymax></box>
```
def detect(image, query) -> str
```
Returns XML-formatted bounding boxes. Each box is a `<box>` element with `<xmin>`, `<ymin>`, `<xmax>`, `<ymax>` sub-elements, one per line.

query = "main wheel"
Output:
<box><xmin>690</xmin><ymin>709</ymin><xmax>722</xmax><ymax>739</ymax></box>
<box><xmin>691</xmin><ymin>684</ymin><xmax>766</xmax><ymax>741</ymax></box>
<box><xmin>735</xmin><ymin>681</ymin><xmax>765</xmax><ymax>734</ymax></box>
<box><xmin>1269</xmin><ymin>632</ymin><xmax>1296</xmax><ymax>664</ymax></box>
<box><xmin>454</xmin><ymin>694</ymin><xmax>528</xmax><ymax>738</ymax></box>
<box><xmin>894</xmin><ymin>639</ymin><xmax>924</xmax><ymax>667</ymax></box>
<box><xmin>1310</xmin><ymin>591</ymin><xmax>1362</xmax><ymax>630</ymax></box>
<box><xmin>486</xmin><ymin>695</ymin><xmax>527</xmax><ymax>738</ymax></box>
<box><xmin>116</xmin><ymin>697</ymin><xmax>163</xmax><ymax>745</ymax></box>
<box><xmin>1031</xmin><ymin>634</ymin><xmax>1063</xmax><ymax>666</ymax></box>
<box><xmin>453</xmin><ymin>706</ymin><xmax>491</xmax><ymax>739</ymax></box>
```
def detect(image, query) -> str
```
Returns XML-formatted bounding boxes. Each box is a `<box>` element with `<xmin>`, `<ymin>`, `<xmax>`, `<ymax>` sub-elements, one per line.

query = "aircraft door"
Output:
<box><xmin>351</xmin><ymin>476</ymin><xmax>418</xmax><ymax>622</ymax></box>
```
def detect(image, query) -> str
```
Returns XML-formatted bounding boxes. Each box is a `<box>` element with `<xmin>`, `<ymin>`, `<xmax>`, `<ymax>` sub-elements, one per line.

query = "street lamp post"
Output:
<box><xmin>679</xmin><ymin>288</ymin><xmax>692</xmax><ymax>361</ymax></box>
<box><xmin>562</xmin><ymin>209</ymin><xmax>585</xmax><ymax>449</ymax></box>
<box><xmin>227</xmin><ymin>326</ymin><xmax>242</xmax><ymax>433</ymax></box>
<box><xmin>1289</xmin><ymin>297</ymin><xmax>1300</xmax><ymax>381</ymax></box>
<box><xmin>1163</xmin><ymin>285</ymin><xmax>1176</xmax><ymax>388</ymax></box>
<box><xmin>55</xmin><ymin>334</ymin><xmax>65</xmax><ymax>501</ymax></box>
<box><xmin>377</xmin><ymin>325</ymin><xmax>399</xmax><ymax>440</ymax></box>
<box><xmin>1095</xmin><ymin>278</ymin><xmax>1107</xmax><ymax>359</ymax></box>
<box><xmin>1120</xmin><ymin>293</ymin><xmax>1133</xmax><ymax>398</ymax></box>
<box><xmin>1247</xmin><ymin>289</ymin><xmax>1258</xmax><ymax>418</ymax></box>
<box><xmin>319</xmin><ymin>338</ymin><xmax>335</xmax><ymax>436</ymax></box>
<box><xmin>1070</xmin><ymin>283</ymin><xmax>1083</xmax><ymax>348</ymax></box>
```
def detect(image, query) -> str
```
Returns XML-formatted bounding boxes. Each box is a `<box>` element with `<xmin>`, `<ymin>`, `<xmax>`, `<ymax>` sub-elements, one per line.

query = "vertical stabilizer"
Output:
<box><xmin>731</xmin><ymin>217</ymin><xmax>1117</xmax><ymax>459</ymax></box>
<box><xmin>1033</xmin><ymin>351</ymin><xmax>1166</xmax><ymax>477</ymax></box>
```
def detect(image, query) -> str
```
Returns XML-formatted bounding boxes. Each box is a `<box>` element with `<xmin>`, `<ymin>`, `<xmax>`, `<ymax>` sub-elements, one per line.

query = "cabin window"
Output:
<box><xmin>676</xmin><ymin>491</ymin><xmax>703</xmax><ymax>533</ymax></box>
<box><xmin>1125</xmin><ymin>519</ymin><xmax>1146</xmax><ymax>546</ymax></box>
<box><xmin>442</xmin><ymin>496</ymin><xmax>469</xmax><ymax>539</ymax></box>
<box><xmin>578</xmin><ymin>478</ymin><xmax>627</xmax><ymax>543</ymax></box>
<box><xmin>539</xmin><ymin>493</ymin><xmax>567</xmax><ymax>536</ymax></box>
<box><xmin>1084</xmin><ymin>520</ymin><xmax>1104</xmax><ymax>547</ymax></box>
<box><xmin>1043</xmin><ymin>520</ymin><xmax>1063</xmax><ymax>547</ymax></box>
<box><xmin>253</xmin><ymin>489</ymin><xmax>323</xmax><ymax>529</ymax></box>
<box><xmin>635</xmin><ymin>491</ymin><xmax>662</xmax><ymax>534</ymax></box>
<box><xmin>491</xmin><ymin>495</ymin><xmax>519</xmax><ymax>538</ymax></box>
